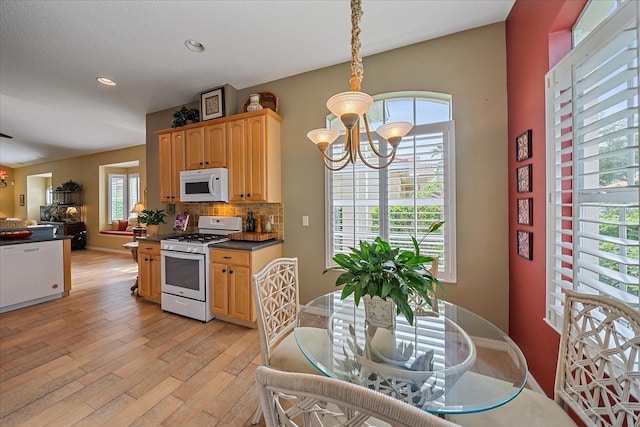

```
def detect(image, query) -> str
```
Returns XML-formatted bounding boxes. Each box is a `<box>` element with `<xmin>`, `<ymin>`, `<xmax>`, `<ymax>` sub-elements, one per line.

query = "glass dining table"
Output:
<box><xmin>294</xmin><ymin>291</ymin><xmax>528</xmax><ymax>415</ymax></box>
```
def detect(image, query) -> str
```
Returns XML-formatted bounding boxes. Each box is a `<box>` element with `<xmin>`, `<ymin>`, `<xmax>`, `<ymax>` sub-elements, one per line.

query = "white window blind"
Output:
<box><xmin>128</xmin><ymin>173</ymin><xmax>140</xmax><ymax>213</ymax></box>
<box><xmin>325</xmin><ymin>94</ymin><xmax>456</xmax><ymax>282</ymax></box>
<box><xmin>108</xmin><ymin>173</ymin><xmax>126</xmax><ymax>223</ymax></box>
<box><xmin>546</xmin><ymin>0</ymin><xmax>639</xmax><ymax>331</ymax></box>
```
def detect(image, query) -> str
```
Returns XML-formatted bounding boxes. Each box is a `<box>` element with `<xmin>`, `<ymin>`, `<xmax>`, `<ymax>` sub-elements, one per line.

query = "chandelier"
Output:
<box><xmin>307</xmin><ymin>0</ymin><xmax>413</xmax><ymax>171</ymax></box>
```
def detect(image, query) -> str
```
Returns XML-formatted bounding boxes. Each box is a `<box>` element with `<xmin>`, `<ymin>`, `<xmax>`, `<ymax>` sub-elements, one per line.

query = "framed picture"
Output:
<box><xmin>517</xmin><ymin>198</ymin><xmax>533</xmax><ymax>226</ymax></box>
<box><xmin>516</xmin><ymin>129</ymin><xmax>532</xmax><ymax>162</ymax></box>
<box><xmin>517</xmin><ymin>230</ymin><xmax>533</xmax><ymax>260</ymax></box>
<box><xmin>19</xmin><ymin>194</ymin><xmax>25</xmax><ymax>206</ymax></box>
<box><xmin>200</xmin><ymin>87</ymin><xmax>225</xmax><ymax>121</ymax></box>
<box><xmin>517</xmin><ymin>164</ymin><xmax>532</xmax><ymax>193</ymax></box>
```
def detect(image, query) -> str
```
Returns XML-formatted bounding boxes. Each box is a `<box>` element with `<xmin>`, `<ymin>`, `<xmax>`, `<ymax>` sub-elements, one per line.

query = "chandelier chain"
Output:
<box><xmin>350</xmin><ymin>0</ymin><xmax>364</xmax><ymax>91</ymax></box>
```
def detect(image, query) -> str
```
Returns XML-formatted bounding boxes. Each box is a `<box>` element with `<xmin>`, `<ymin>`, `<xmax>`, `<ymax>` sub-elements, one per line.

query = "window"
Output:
<box><xmin>108</xmin><ymin>172</ymin><xmax>140</xmax><ymax>223</ymax></box>
<box><xmin>326</xmin><ymin>92</ymin><xmax>457</xmax><ymax>282</ymax></box>
<box><xmin>573</xmin><ymin>0</ymin><xmax>627</xmax><ymax>47</ymax></box>
<box><xmin>128</xmin><ymin>173</ymin><xmax>140</xmax><ymax>214</ymax></box>
<box><xmin>108</xmin><ymin>173</ymin><xmax>126</xmax><ymax>223</ymax></box>
<box><xmin>546</xmin><ymin>0</ymin><xmax>639</xmax><ymax>332</ymax></box>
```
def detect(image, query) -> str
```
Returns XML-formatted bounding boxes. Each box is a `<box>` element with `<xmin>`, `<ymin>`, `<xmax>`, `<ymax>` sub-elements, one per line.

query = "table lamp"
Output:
<box><xmin>130</xmin><ymin>202</ymin><xmax>145</xmax><ymax>226</ymax></box>
<box><xmin>65</xmin><ymin>206</ymin><xmax>78</xmax><ymax>222</ymax></box>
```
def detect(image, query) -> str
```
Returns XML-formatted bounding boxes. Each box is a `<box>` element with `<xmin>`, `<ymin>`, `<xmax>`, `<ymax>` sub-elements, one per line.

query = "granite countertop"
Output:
<box><xmin>0</xmin><ymin>235</ymin><xmax>71</xmax><ymax>247</ymax></box>
<box><xmin>136</xmin><ymin>235</ymin><xmax>283</xmax><ymax>251</ymax></box>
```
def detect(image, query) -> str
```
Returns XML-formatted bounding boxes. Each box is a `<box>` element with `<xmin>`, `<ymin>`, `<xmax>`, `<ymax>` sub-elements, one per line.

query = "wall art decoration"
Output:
<box><xmin>19</xmin><ymin>194</ymin><xmax>25</xmax><ymax>206</ymax></box>
<box><xmin>516</xmin><ymin>129</ymin><xmax>532</xmax><ymax>162</ymax></box>
<box><xmin>517</xmin><ymin>230</ymin><xmax>533</xmax><ymax>260</ymax></box>
<box><xmin>517</xmin><ymin>198</ymin><xmax>533</xmax><ymax>226</ymax></box>
<box><xmin>517</xmin><ymin>164</ymin><xmax>532</xmax><ymax>193</ymax></box>
<box><xmin>200</xmin><ymin>87</ymin><xmax>225</xmax><ymax>121</ymax></box>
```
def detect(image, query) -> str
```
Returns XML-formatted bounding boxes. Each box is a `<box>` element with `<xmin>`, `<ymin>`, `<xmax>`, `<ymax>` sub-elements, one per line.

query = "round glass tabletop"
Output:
<box><xmin>295</xmin><ymin>292</ymin><xmax>528</xmax><ymax>415</ymax></box>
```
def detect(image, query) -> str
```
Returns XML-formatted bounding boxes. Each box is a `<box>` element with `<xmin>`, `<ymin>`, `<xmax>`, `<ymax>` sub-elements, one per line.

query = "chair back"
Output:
<box><xmin>255</xmin><ymin>365</ymin><xmax>460</xmax><ymax>427</ymax></box>
<box><xmin>555</xmin><ymin>290</ymin><xmax>640</xmax><ymax>427</ymax></box>
<box><xmin>252</xmin><ymin>257</ymin><xmax>300</xmax><ymax>366</ymax></box>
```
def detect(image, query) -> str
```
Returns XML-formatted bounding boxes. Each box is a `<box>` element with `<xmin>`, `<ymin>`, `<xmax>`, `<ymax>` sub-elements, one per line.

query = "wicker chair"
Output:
<box><xmin>255</xmin><ymin>365</ymin><xmax>461</xmax><ymax>427</ymax></box>
<box><xmin>449</xmin><ymin>290</ymin><xmax>640</xmax><ymax>427</ymax></box>
<box><xmin>251</xmin><ymin>257</ymin><xmax>329</xmax><ymax>424</ymax></box>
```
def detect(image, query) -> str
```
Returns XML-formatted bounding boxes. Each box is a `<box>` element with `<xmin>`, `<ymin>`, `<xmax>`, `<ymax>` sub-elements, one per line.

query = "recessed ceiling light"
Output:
<box><xmin>96</xmin><ymin>77</ymin><xmax>116</xmax><ymax>86</ymax></box>
<box><xmin>185</xmin><ymin>39</ymin><xmax>205</xmax><ymax>53</ymax></box>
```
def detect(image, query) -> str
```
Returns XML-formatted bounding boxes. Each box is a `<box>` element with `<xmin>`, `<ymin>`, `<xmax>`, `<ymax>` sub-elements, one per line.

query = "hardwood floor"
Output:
<box><xmin>0</xmin><ymin>249</ymin><xmax>266</xmax><ymax>426</ymax></box>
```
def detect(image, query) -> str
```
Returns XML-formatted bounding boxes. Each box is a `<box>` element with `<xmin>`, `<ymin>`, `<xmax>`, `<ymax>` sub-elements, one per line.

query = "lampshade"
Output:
<box><xmin>130</xmin><ymin>202</ymin><xmax>145</xmax><ymax>214</ymax></box>
<box><xmin>307</xmin><ymin>128</ymin><xmax>340</xmax><ymax>152</ymax></box>
<box><xmin>375</xmin><ymin>122</ymin><xmax>413</xmax><ymax>146</ymax></box>
<box><xmin>66</xmin><ymin>206</ymin><xmax>78</xmax><ymax>215</ymax></box>
<box><xmin>0</xmin><ymin>169</ymin><xmax>7</xmax><ymax>180</ymax></box>
<box><xmin>326</xmin><ymin>91</ymin><xmax>373</xmax><ymax>121</ymax></box>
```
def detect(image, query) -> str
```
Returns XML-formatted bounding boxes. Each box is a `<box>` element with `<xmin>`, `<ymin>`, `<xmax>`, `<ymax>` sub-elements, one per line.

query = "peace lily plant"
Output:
<box><xmin>325</xmin><ymin>221</ymin><xmax>444</xmax><ymax>326</ymax></box>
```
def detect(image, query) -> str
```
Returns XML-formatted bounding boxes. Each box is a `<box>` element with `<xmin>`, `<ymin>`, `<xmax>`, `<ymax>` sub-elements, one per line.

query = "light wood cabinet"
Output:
<box><xmin>138</xmin><ymin>241</ymin><xmax>161</xmax><ymax>302</ymax></box>
<box><xmin>209</xmin><ymin>243</ymin><xmax>282</xmax><ymax>326</ymax></box>
<box><xmin>157</xmin><ymin>109</ymin><xmax>281</xmax><ymax>204</ymax></box>
<box><xmin>158</xmin><ymin>131</ymin><xmax>185</xmax><ymax>203</ymax></box>
<box><xmin>185</xmin><ymin>124</ymin><xmax>227</xmax><ymax>170</ymax></box>
<box><xmin>227</xmin><ymin>112</ymin><xmax>281</xmax><ymax>203</ymax></box>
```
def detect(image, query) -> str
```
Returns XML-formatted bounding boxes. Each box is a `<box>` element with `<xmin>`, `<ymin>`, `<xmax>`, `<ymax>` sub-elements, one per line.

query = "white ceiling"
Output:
<box><xmin>0</xmin><ymin>0</ymin><xmax>514</xmax><ymax>168</ymax></box>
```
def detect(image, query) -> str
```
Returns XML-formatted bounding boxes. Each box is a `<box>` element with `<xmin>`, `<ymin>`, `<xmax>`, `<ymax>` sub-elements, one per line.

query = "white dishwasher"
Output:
<box><xmin>0</xmin><ymin>240</ymin><xmax>64</xmax><ymax>312</ymax></box>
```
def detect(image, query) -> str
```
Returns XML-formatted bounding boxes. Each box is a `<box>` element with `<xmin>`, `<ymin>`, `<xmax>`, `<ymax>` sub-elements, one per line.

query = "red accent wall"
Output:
<box><xmin>506</xmin><ymin>0</ymin><xmax>586</xmax><ymax>396</ymax></box>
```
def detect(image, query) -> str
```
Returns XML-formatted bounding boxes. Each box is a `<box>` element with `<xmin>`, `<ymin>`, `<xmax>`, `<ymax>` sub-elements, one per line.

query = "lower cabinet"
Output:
<box><xmin>209</xmin><ymin>243</ymin><xmax>282</xmax><ymax>326</ymax></box>
<box><xmin>138</xmin><ymin>241</ymin><xmax>161</xmax><ymax>302</ymax></box>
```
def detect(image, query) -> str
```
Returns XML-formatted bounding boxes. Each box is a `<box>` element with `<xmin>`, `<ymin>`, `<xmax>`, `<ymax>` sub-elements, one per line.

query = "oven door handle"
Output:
<box><xmin>161</xmin><ymin>250</ymin><xmax>205</xmax><ymax>261</ymax></box>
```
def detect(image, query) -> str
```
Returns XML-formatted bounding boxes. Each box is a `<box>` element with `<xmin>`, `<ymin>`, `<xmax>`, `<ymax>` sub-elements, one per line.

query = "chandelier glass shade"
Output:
<box><xmin>307</xmin><ymin>0</ymin><xmax>413</xmax><ymax>171</ymax></box>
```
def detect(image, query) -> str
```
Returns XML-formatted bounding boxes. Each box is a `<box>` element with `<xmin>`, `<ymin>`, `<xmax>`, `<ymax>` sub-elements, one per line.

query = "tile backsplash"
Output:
<box><xmin>174</xmin><ymin>202</ymin><xmax>284</xmax><ymax>239</ymax></box>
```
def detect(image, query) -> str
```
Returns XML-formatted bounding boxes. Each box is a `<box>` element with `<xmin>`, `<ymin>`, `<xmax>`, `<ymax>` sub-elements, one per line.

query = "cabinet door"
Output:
<box><xmin>138</xmin><ymin>252</ymin><xmax>152</xmax><ymax>297</ymax></box>
<box><xmin>158</xmin><ymin>133</ymin><xmax>173</xmax><ymax>203</ymax></box>
<box><xmin>210</xmin><ymin>262</ymin><xmax>229</xmax><ymax>316</ymax></box>
<box><xmin>246</xmin><ymin>115</ymin><xmax>267</xmax><ymax>202</ymax></box>
<box><xmin>185</xmin><ymin>127</ymin><xmax>205</xmax><ymax>170</ymax></box>
<box><xmin>204</xmin><ymin>123</ymin><xmax>227</xmax><ymax>168</ymax></box>
<box><xmin>149</xmin><ymin>256</ymin><xmax>162</xmax><ymax>300</ymax></box>
<box><xmin>228</xmin><ymin>120</ymin><xmax>247</xmax><ymax>202</ymax></box>
<box><xmin>171</xmin><ymin>131</ymin><xmax>186</xmax><ymax>202</ymax></box>
<box><xmin>228</xmin><ymin>265</ymin><xmax>253</xmax><ymax>322</ymax></box>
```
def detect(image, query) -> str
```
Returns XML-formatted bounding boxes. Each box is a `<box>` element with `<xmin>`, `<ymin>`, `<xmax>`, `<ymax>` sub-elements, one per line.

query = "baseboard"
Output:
<box><xmin>526</xmin><ymin>370</ymin><xmax>544</xmax><ymax>393</ymax></box>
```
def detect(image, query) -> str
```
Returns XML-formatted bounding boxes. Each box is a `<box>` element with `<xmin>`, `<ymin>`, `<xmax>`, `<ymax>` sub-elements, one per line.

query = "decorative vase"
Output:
<box><xmin>363</xmin><ymin>295</ymin><xmax>396</xmax><ymax>329</ymax></box>
<box><xmin>146</xmin><ymin>224</ymin><xmax>159</xmax><ymax>237</ymax></box>
<box><xmin>246</xmin><ymin>94</ymin><xmax>263</xmax><ymax>112</ymax></box>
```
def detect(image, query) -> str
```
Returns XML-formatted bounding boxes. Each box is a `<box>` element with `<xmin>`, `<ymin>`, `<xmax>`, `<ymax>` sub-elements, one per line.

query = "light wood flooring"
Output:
<box><xmin>0</xmin><ymin>248</ymin><xmax>266</xmax><ymax>426</ymax></box>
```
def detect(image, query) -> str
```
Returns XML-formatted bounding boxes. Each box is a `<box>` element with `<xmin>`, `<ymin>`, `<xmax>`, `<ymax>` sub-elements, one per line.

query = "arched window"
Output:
<box><xmin>325</xmin><ymin>91</ymin><xmax>457</xmax><ymax>282</ymax></box>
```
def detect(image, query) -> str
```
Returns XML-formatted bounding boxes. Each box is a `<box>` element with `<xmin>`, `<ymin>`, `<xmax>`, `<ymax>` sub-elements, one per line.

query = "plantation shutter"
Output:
<box><xmin>327</xmin><ymin>121</ymin><xmax>455</xmax><ymax>282</ymax></box>
<box><xmin>546</xmin><ymin>0</ymin><xmax>639</xmax><ymax>331</ymax></box>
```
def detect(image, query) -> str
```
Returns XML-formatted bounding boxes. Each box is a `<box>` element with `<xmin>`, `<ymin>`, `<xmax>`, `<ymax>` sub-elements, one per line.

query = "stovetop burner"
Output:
<box><xmin>166</xmin><ymin>233</ymin><xmax>229</xmax><ymax>244</ymax></box>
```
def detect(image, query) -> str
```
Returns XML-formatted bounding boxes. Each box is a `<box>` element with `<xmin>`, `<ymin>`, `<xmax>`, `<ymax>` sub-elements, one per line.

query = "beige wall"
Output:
<box><xmin>0</xmin><ymin>165</ymin><xmax>16</xmax><ymax>217</ymax></box>
<box><xmin>11</xmin><ymin>145</ymin><xmax>146</xmax><ymax>252</ymax></box>
<box><xmin>146</xmin><ymin>23</ymin><xmax>510</xmax><ymax>330</ymax></box>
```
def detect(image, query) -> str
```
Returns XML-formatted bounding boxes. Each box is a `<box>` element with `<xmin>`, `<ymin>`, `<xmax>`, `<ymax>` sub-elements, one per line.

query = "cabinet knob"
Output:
<box><xmin>222</xmin><ymin>269</ymin><xmax>226</xmax><ymax>273</ymax></box>
<box><xmin>205</xmin><ymin>161</ymin><xmax>209</xmax><ymax>165</ymax></box>
<box><xmin>229</xmin><ymin>270</ymin><xmax>234</xmax><ymax>274</ymax></box>
<box><xmin>247</xmin><ymin>193</ymin><xmax>251</xmax><ymax>198</ymax></box>
<box><xmin>240</xmin><ymin>194</ymin><xmax>244</xmax><ymax>198</ymax></box>
<box><xmin>223</xmin><ymin>256</ymin><xmax>231</xmax><ymax>259</ymax></box>
<box><xmin>200</xmin><ymin>162</ymin><xmax>203</xmax><ymax>165</ymax></box>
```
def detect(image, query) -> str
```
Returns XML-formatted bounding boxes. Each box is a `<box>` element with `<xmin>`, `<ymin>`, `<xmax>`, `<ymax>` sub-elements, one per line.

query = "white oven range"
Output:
<box><xmin>160</xmin><ymin>215</ymin><xmax>242</xmax><ymax>322</ymax></box>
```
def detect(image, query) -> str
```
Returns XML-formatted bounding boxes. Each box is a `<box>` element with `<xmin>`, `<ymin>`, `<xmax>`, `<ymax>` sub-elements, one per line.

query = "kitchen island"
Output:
<box><xmin>0</xmin><ymin>226</ymin><xmax>72</xmax><ymax>313</ymax></box>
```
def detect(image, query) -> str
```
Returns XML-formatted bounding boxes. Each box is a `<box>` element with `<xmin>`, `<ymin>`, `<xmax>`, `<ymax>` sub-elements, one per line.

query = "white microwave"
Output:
<box><xmin>179</xmin><ymin>168</ymin><xmax>229</xmax><ymax>202</ymax></box>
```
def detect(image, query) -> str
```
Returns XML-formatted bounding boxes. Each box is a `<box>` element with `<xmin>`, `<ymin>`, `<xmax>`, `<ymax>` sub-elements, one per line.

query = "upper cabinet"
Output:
<box><xmin>158</xmin><ymin>130</ymin><xmax>185</xmax><ymax>203</ymax></box>
<box><xmin>228</xmin><ymin>111</ymin><xmax>281</xmax><ymax>203</ymax></box>
<box><xmin>156</xmin><ymin>109</ymin><xmax>281</xmax><ymax>204</ymax></box>
<box><xmin>185</xmin><ymin>124</ymin><xmax>227</xmax><ymax>170</ymax></box>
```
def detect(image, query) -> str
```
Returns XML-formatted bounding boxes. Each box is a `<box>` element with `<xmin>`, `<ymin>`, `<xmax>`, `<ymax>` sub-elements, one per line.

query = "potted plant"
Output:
<box><xmin>138</xmin><ymin>209</ymin><xmax>167</xmax><ymax>236</ymax></box>
<box><xmin>324</xmin><ymin>221</ymin><xmax>444</xmax><ymax>326</ymax></box>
